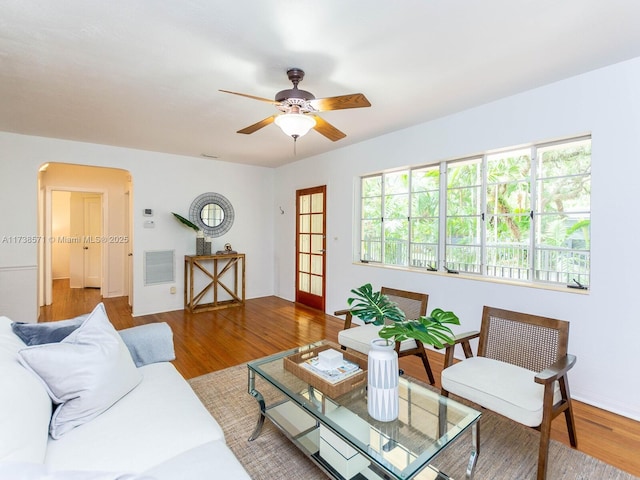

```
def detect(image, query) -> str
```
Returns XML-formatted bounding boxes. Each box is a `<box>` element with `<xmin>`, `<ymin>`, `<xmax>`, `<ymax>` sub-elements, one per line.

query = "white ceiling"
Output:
<box><xmin>3</xmin><ymin>0</ymin><xmax>640</xmax><ymax>168</ymax></box>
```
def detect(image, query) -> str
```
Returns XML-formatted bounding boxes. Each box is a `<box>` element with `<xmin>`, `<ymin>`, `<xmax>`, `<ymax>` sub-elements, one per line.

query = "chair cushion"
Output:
<box><xmin>441</xmin><ymin>356</ymin><xmax>560</xmax><ymax>427</ymax></box>
<box><xmin>338</xmin><ymin>324</ymin><xmax>418</xmax><ymax>355</ymax></box>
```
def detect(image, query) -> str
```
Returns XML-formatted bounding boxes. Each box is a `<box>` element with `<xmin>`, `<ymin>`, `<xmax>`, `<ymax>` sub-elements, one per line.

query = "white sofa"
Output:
<box><xmin>0</xmin><ymin>305</ymin><xmax>250</xmax><ymax>480</ymax></box>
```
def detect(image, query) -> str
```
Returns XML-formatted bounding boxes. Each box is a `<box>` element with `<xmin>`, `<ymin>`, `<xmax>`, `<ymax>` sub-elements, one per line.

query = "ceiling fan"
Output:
<box><xmin>220</xmin><ymin>68</ymin><xmax>371</xmax><ymax>142</ymax></box>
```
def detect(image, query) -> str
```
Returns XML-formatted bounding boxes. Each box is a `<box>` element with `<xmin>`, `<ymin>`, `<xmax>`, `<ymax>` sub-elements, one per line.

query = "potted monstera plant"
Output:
<box><xmin>346</xmin><ymin>283</ymin><xmax>460</xmax><ymax>421</ymax></box>
<box><xmin>347</xmin><ymin>283</ymin><xmax>460</xmax><ymax>348</ymax></box>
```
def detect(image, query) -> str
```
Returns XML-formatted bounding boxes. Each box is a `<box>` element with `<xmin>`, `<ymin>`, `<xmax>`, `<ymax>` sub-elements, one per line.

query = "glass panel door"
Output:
<box><xmin>296</xmin><ymin>186</ymin><xmax>326</xmax><ymax>311</ymax></box>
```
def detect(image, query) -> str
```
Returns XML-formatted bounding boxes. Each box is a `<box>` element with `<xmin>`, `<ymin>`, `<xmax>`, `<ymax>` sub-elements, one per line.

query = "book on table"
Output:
<box><xmin>300</xmin><ymin>355</ymin><xmax>362</xmax><ymax>384</ymax></box>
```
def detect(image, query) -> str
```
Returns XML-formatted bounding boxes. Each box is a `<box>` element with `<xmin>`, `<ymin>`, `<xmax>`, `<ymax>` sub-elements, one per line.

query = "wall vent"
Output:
<box><xmin>144</xmin><ymin>250</ymin><xmax>175</xmax><ymax>286</ymax></box>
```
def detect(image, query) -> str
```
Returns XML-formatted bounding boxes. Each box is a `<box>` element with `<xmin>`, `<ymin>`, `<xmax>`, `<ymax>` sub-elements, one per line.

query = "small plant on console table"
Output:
<box><xmin>171</xmin><ymin>212</ymin><xmax>200</xmax><ymax>233</ymax></box>
<box><xmin>347</xmin><ymin>283</ymin><xmax>460</xmax><ymax>348</ymax></box>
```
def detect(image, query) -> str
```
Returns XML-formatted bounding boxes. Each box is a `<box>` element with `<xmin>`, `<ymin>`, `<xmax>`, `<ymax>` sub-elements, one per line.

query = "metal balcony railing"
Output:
<box><xmin>360</xmin><ymin>239</ymin><xmax>590</xmax><ymax>286</ymax></box>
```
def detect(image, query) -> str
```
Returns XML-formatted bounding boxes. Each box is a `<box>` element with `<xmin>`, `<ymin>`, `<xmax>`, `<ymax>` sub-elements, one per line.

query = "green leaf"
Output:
<box><xmin>347</xmin><ymin>283</ymin><xmax>405</xmax><ymax>325</ymax></box>
<box><xmin>378</xmin><ymin>308</ymin><xmax>460</xmax><ymax>348</ymax></box>
<box><xmin>172</xmin><ymin>212</ymin><xmax>200</xmax><ymax>232</ymax></box>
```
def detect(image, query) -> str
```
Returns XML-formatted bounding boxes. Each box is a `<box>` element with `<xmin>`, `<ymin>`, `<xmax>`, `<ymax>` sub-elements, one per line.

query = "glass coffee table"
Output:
<box><xmin>247</xmin><ymin>341</ymin><xmax>481</xmax><ymax>480</ymax></box>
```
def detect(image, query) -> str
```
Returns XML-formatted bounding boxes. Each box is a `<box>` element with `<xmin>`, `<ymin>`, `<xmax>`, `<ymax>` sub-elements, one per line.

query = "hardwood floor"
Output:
<box><xmin>39</xmin><ymin>280</ymin><xmax>640</xmax><ymax>478</ymax></box>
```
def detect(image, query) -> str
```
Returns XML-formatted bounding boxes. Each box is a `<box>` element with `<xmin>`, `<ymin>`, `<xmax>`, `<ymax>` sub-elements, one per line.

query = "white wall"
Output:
<box><xmin>51</xmin><ymin>191</ymin><xmax>71</xmax><ymax>279</ymax></box>
<box><xmin>274</xmin><ymin>56</ymin><xmax>640</xmax><ymax>421</ymax></box>
<box><xmin>0</xmin><ymin>135</ymin><xmax>275</xmax><ymax>318</ymax></box>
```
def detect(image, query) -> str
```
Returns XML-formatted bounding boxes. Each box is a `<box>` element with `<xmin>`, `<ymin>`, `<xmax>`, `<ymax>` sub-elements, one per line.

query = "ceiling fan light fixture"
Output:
<box><xmin>274</xmin><ymin>113</ymin><xmax>316</xmax><ymax>138</ymax></box>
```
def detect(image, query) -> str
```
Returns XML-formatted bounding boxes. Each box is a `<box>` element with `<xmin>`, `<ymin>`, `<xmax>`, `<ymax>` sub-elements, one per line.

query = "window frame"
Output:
<box><xmin>356</xmin><ymin>135</ymin><xmax>591</xmax><ymax>289</ymax></box>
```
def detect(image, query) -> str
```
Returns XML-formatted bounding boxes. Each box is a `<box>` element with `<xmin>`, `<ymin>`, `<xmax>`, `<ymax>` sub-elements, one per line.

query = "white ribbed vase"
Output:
<box><xmin>367</xmin><ymin>338</ymin><xmax>399</xmax><ymax>422</ymax></box>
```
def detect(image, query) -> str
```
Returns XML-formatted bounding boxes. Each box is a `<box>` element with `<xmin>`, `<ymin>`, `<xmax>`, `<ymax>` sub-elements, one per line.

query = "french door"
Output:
<box><xmin>295</xmin><ymin>186</ymin><xmax>326</xmax><ymax>311</ymax></box>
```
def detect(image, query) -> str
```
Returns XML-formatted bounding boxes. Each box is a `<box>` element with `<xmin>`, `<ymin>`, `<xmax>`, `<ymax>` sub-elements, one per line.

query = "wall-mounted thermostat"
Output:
<box><xmin>143</xmin><ymin>208</ymin><xmax>153</xmax><ymax>217</ymax></box>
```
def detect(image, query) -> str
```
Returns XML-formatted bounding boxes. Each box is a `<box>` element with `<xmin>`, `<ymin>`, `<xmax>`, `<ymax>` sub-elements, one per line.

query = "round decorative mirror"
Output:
<box><xmin>189</xmin><ymin>192</ymin><xmax>234</xmax><ymax>237</ymax></box>
<box><xmin>201</xmin><ymin>203</ymin><xmax>225</xmax><ymax>227</ymax></box>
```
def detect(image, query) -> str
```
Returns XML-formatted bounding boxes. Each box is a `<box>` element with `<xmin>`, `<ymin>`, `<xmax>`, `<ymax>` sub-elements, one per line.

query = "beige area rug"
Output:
<box><xmin>189</xmin><ymin>364</ymin><xmax>637</xmax><ymax>480</ymax></box>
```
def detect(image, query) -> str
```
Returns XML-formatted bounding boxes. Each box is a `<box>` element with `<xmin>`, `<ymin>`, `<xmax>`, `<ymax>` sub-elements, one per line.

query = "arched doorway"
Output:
<box><xmin>38</xmin><ymin>163</ymin><xmax>133</xmax><ymax>309</ymax></box>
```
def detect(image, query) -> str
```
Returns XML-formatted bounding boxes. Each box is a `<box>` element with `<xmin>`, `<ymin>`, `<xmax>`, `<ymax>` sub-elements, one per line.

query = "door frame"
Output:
<box><xmin>295</xmin><ymin>185</ymin><xmax>327</xmax><ymax>311</ymax></box>
<box><xmin>42</xmin><ymin>186</ymin><xmax>108</xmax><ymax>305</ymax></box>
<box><xmin>81</xmin><ymin>193</ymin><xmax>103</xmax><ymax>289</ymax></box>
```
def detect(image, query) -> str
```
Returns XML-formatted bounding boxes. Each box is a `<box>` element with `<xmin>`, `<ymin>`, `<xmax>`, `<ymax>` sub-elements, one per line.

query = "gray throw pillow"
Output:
<box><xmin>11</xmin><ymin>315</ymin><xmax>88</xmax><ymax>345</ymax></box>
<box><xmin>17</xmin><ymin>303</ymin><xmax>142</xmax><ymax>439</ymax></box>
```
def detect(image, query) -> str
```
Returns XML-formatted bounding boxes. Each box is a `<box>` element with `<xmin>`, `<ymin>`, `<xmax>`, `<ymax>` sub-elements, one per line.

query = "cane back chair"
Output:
<box><xmin>334</xmin><ymin>287</ymin><xmax>435</xmax><ymax>384</ymax></box>
<box><xmin>440</xmin><ymin>306</ymin><xmax>578</xmax><ymax>480</ymax></box>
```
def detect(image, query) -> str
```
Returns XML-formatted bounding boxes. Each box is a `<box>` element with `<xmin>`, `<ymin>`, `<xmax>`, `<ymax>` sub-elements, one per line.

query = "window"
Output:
<box><xmin>358</xmin><ymin>136</ymin><xmax>591</xmax><ymax>288</ymax></box>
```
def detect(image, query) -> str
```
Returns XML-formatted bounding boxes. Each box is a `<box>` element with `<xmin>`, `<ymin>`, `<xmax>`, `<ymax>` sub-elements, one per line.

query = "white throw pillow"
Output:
<box><xmin>18</xmin><ymin>303</ymin><xmax>142</xmax><ymax>439</ymax></box>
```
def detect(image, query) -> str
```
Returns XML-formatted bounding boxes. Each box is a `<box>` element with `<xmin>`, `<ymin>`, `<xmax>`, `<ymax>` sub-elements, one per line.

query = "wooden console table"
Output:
<box><xmin>184</xmin><ymin>253</ymin><xmax>245</xmax><ymax>313</ymax></box>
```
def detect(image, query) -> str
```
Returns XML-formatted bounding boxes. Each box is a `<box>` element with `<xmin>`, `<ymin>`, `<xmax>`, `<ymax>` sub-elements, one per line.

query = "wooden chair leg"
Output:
<box><xmin>560</xmin><ymin>377</ymin><xmax>578</xmax><ymax>448</ymax></box>
<box><xmin>537</xmin><ymin>422</ymin><xmax>552</xmax><ymax>480</ymax></box>
<box><xmin>418</xmin><ymin>345</ymin><xmax>435</xmax><ymax>385</ymax></box>
<box><xmin>536</xmin><ymin>384</ymin><xmax>555</xmax><ymax>480</ymax></box>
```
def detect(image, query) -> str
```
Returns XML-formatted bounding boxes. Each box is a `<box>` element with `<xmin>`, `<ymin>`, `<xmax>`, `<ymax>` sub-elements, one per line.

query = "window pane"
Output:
<box><xmin>486</xmin><ymin>214</ymin><xmax>530</xmax><ymax>243</ymax></box>
<box><xmin>410</xmin><ymin>216</ymin><xmax>438</xmax><ymax>269</ymax></box>
<box><xmin>385</xmin><ymin>193</ymin><xmax>409</xmax><ymax>219</ymax></box>
<box><xmin>538</xmin><ymin>177</ymin><xmax>590</xmax><ymax>212</ymax></box>
<box><xmin>538</xmin><ymin>140</ymin><xmax>591</xmax><ymax>178</ymax></box>
<box><xmin>486</xmin><ymin>215</ymin><xmax>530</xmax><ymax>279</ymax></box>
<box><xmin>446</xmin><ymin>159</ymin><xmax>482</xmax><ymax>273</ymax></box>
<box><xmin>311</xmin><ymin>214</ymin><xmax>323</xmax><ymax>234</ymax></box>
<box><xmin>446</xmin><ymin>216</ymin><xmax>480</xmax><ymax>245</ymax></box>
<box><xmin>535</xmin><ymin>139</ymin><xmax>591</xmax><ymax>286</ymax></box>
<box><xmin>298</xmin><ymin>272</ymin><xmax>310</xmax><ymax>292</ymax></box>
<box><xmin>411</xmin><ymin>218</ymin><xmax>438</xmax><ymax>244</ymax></box>
<box><xmin>362</xmin><ymin>219</ymin><xmax>381</xmax><ymax>240</ymax></box>
<box><xmin>299</xmin><ymin>195</ymin><xmax>310</xmax><ymax>214</ymax></box>
<box><xmin>412</xmin><ymin>167</ymin><xmax>440</xmax><ymax>192</ymax></box>
<box><xmin>363</xmin><ymin>196</ymin><xmax>382</xmax><ymax>219</ymax></box>
<box><xmin>310</xmin><ymin>275</ymin><xmax>323</xmax><ymax>295</ymax></box>
<box><xmin>447</xmin><ymin>159</ymin><xmax>481</xmax><ymax>189</ymax></box>
<box><xmin>299</xmin><ymin>214</ymin><xmax>310</xmax><ymax>233</ymax></box>
<box><xmin>411</xmin><ymin>190</ymin><xmax>439</xmax><ymax>217</ymax></box>
<box><xmin>311</xmin><ymin>255</ymin><xmax>323</xmax><ymax>275</ymax></box>
<box><xmin>410</xmin><ymin>243</ymin><xmax>438</xmax><ymax>269</ymax></box>
<box><xmin>384</xmin><ymin>218</ymin><xmax>408</xmax><ymax>266</ymax></box>
<box><xmin>385</xmin><ymin>171</ymin><xmax>409</xmax><ymax>195</ymax></box>
<box><xmin>445</xmin><ymin>245</ymin><xmax>481</xmax><ymax>273</ymax></box>
<box><xmin>363</xmin><ymin>175</ymin><xmax>382</xmax><ymax>197</ymax></box>
<box><xmin>299</xmin><ymin>234</ymin><xmax>310</xmax><ymax>253</ymax></box>
<box><xmin>299</xmin><ymin>253</ymin><xmax>310</xmax><ymax>273</ymax></box>
<box><xmin>361</xmin><ymin>240</ymin><xmax>381</xmax><ymax>262</ymax></box>
<box><xmin>311</xmin><ymin>193</ymin><xmax>323</xmax><ymax>213</ymax></box>
<box><xmin>311</xmin><ymin>234</ymin><xmax>323</xmax><ymax>253</ymax></box>
<box><xmin>385</xmin><ymin>241</ymin><xmax>408</xmax><ymax>266</ymax></box>
<box><xmin>536</xmin><ymin>213</ymin><xmax>590</xmax><ymax>250</ymax></box>
<box><xmin>486</xmin><ymin>180</ymin><xmax>530</xmax><ymax>215</ymax></box>
<box><xmin>534</xmin><ymin>247</ymin><xmax>590</xmax><ymax>286</ymax></box>
<box><xmin>487</xmin><ymin>149</ymin><xmax>530</xmax><ymax>183</ymax></box>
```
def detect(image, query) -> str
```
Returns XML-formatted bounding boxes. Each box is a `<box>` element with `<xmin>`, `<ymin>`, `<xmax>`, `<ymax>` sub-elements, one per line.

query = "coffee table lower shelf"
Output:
<box><xmin>263</xmin><ymin>400</ymin><xmax>449</xmax><ymax>480</ymax></box>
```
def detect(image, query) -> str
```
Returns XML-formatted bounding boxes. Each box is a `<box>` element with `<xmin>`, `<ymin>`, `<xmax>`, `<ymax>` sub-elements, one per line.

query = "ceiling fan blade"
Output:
<box><xmin>237</xmin><ymin>115</ymin><xmax>277</xmax><ymax>134</ymax></box>
<box><xmin>309</xmin><ymin>93</ymin><xmax>371</xmax><ymax>112</ymax></box>
<box><xmin>312</xmin><ymin>116</ymin><xmax>347</xmax><ymax>142</ymax></box>
<box><xmin>219</xmin><ymin>90</ymin><xmax>280</xmax><ymax>105</ymax></box>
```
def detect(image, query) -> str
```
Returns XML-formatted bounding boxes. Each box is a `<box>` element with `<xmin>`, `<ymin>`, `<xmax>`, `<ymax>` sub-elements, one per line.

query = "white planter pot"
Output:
<box><xmin>367</xmin><ymin>338</ymin><xmax>399</xmax><ymax>422</ymax></box>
